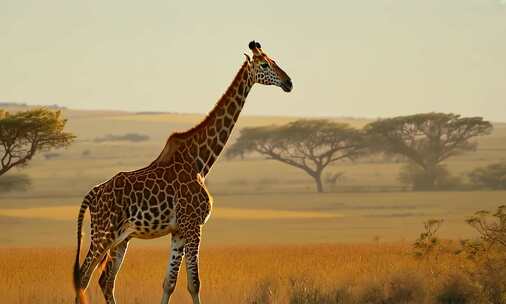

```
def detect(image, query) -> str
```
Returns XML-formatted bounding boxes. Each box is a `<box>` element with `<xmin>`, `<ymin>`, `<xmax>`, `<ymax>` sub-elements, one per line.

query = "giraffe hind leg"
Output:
<box><xmin>78</xmin><ymin>241</ymin><xmax>112</xmax><ymax>294</ymax></box>
<box><xmin>78</xmin><ymin>231</ymin><xmax>131</xmax><ymax>302</ymax></box>
<box><xmin>99</xmin><ymin>239</ymin><xmax>130</xmax><ymax>304</ymax></box>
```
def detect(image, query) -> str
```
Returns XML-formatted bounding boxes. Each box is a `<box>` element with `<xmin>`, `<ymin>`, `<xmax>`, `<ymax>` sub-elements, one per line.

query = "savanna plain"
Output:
<box><xmin>1</xmin><ymin>106</ymin><xmax>505</xmax><ymax>303</ymax></box>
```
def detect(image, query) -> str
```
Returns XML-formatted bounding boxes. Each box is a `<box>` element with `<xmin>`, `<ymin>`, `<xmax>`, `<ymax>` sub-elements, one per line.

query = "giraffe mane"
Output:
<box><xmin>169</xmin><ymin>59</ymin><xmax>249</xmax><ymax>141</ymax></box>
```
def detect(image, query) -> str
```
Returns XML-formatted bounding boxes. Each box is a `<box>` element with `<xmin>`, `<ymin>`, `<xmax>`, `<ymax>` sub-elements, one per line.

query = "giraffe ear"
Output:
<box><xmin>255</xmin><ymin>42</ymin><xmax>261</xmax><ymax>49</ymax></box>
<box><xmin>243</xmin><ymin>53</ymin><xmax>251</xmax><ymax>62</ymax></box>
<box><xmin>248</xmin><ymin>41</ymin><xmax>256</xmax><ymax>50</ymax></box>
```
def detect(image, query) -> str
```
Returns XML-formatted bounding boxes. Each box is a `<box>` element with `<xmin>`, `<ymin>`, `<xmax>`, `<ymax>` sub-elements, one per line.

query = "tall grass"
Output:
<box><xmin>0</xmin><ymin>243</ymin><xmax>486</xmax><ymax>304</ymax></box>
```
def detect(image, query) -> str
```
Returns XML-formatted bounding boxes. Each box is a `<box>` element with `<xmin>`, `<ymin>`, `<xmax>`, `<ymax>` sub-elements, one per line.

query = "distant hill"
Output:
<box><xmin>0</xmin><ymin>101</ymin><xmax>66</xmax><ymax>110</ymax></box>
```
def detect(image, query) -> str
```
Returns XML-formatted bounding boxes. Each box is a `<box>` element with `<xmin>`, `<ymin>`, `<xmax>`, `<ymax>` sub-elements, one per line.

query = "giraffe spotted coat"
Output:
<box><xmin>73</xmin><ymin>40</ymin><xmax>293</xmax><ymax>304</ymax></box>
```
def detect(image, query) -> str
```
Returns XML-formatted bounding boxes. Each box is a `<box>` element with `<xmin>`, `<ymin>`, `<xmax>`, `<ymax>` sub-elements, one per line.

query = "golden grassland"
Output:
<box><xmin>0</xmin><ymin>108</ymin><xmax>505</xmax><ymax>302</ymax></box>
<box><xmin>1</xmin><ymin>190</ymin><xmax>504</xmax><ymax>246</ymax></box>
<box><xmin>0</xmin><ymin>244</ymin><xmax>476</xmax><ymax>304</ymax></box>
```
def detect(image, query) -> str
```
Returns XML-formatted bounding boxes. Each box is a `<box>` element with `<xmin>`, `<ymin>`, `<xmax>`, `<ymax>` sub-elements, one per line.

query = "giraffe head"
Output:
<box><xmin>247</xmin><ymin>40</ymin><xmax>293</xmax><ymax>92</ymax></box>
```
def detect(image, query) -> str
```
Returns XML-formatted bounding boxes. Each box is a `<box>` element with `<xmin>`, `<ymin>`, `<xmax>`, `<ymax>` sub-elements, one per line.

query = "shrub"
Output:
<box><xmin>0</xmin><ymin>174</ymin><xmax>31</xmax><ymax>193</ymax></box>
<box><xmin>399</xmin><ymin>163</ymin><xmax>462</xmax><ymax>191</ymax></box>
<box><xmin>413</xmin><ymin>219</ymin><xmax>444</xmax><ymax>259</ymax></box>
<box><xmin>385</xmin><ymin>272</ymin><xmax>427</xmax><ymax>303</ymax></box>
<box><xmin>356</xmin><ymin>272</ymin><xmax>426</xmax><ymax>304</ymax></box>
<box><xmin>463</xmin><ymin>206</ymin><xmax>506</xmax><ymax>303</ymax></box>
<box><xmin>468</xmin><ymin>162</ymin><xmax>506</xmax><ymax>189</ymax></box>
<box><xmin>435</xmin><ymin>273</ymin><xmax>481</xmax><ymax>304</ymax></box>
<box><xmin>94</xmin><ymin>133</ymin><xmax>149</xmax><ymax>143</ymax></box>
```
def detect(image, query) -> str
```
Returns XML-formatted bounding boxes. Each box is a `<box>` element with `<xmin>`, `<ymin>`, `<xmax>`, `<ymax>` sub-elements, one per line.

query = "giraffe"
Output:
<box><xmin>73</xmin><ymin>40</ymin><xmax>293</xmax><ymax>304</ymax></box>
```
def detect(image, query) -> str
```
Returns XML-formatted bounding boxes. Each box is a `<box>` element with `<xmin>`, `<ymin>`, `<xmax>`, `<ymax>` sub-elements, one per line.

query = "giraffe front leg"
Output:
<box><xmin>160</xmin><ymin>232</ymin><xmax>185</xmax><ymax>304</ymax></box>
<box><xmin>184</xmin><ymin>225</ymin><xmax>202</xmax><ymax>304</ymax></box>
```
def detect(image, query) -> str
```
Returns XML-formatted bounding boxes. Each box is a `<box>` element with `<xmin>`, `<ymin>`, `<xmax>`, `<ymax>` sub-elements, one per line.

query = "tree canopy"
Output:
<box><xmin>365</xmin><ymin>112</ymin><xmax>492</xmax><ymax>190</ymax></box>
<box><xmin>226</xmin><ymin>119</ymin><xmax>366</xmax><ymax>192</ymax></box>
<box><xmin>0</xmin><ymin>108</ymin><xmax>75</xmax><ymax>176</ymax></box>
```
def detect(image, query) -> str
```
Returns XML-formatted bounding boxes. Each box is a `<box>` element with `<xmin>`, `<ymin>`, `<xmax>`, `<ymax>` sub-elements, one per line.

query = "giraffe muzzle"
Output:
<box><xmin>281</xmin><ymin>79</ymin><xmax>293</xmax><ymax>92</ymax></box>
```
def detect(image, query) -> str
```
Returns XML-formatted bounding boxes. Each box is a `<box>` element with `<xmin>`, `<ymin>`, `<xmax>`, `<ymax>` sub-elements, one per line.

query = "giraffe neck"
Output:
<box><xmin>194</xmin><ymin>60</ymin><xmax>254</xmax><ymax>176</ymax></box>
<box><xmin>160</xmin><ymin>60</ymin><xmax>254</xmax><ymax>176</ymax></box>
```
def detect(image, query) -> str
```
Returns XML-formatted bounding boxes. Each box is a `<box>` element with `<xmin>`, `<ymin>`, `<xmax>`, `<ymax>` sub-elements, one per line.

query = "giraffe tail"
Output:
<box><xmin>73</xmin><ymin>190</ymin><xmax>93</xmax><ymax>304</ymax></box>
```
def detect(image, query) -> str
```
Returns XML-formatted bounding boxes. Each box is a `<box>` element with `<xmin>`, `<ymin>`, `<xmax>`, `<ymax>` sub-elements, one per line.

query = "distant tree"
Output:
<box><xmin>226</xmin><ymin>120</ymin><xmax>367</xmax><ymax>192</ymax></box>
<box><xmin>468</xmin><ymin>162</ymin><xmax>506</xmax><ymax>190</ymax></box>
<box><xmin>0</xmin><ymin>174</ymin><xmax>31</xmax><ymax>193</ymax></box>
<box><xmin>0</xmin><ymin>108</ymin><xmax>75</xmax><ymax>176</ymax></box>
<box><xmin>365</xmin><ymin>113</ymin><xmax>492</xmax><ymax>190</ymax></box>
<box><xmin>94</xmin><ymin>133</ymin><xmax>149</xmax><ymax>143</ymax></box>
<box><xmin>44</xmin><ymin>152</ymin><xmax>61</xmax><ymax>160</ymax></box>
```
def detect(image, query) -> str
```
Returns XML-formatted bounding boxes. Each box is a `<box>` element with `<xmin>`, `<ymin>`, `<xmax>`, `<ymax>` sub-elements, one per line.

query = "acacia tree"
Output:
<box><xmin>365</xmin><ymin>113</ymin><xmax>493</xmax><ymax>190</ymax></box>
<box><xmin>226</xmin><ymin>119</ymin><xmax>366</xmax><ymax>192</ymax></box>
<box><xmin>0</xmin><ymin>108</ymin><xmax>75</xmax><ymax>176</ymax></box>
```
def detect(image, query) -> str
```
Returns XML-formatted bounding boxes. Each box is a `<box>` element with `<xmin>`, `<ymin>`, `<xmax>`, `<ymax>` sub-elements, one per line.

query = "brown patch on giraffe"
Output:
<box><xmin>157</xmin><ymin>191</ymin><xmax>166</xmax><ymax>202</ymax></box>
<box><xmin>133</xmin><ymin>182</ymin><xmax>143</xmax><ymax>191</ymax></box>
<box><xmin>149</xmin><ymin>196</ymin><xmax>158</xmax><ymax>206</ymax></box>
<box><xmin>155</xmin><ymin>168</ymin><xmax>165</xmax><ymax>179</ymax></box>
<box><xmin>189</xmin><ymin>142</ymin><xmax>198</xmax><ymax>157</ymax></box>
<box><xmin>115</xmin><ymin>174</ymin><xmax>125</xmax><ymax>187</ymax></box>
<box><xmin>210</xmin><ymin>138</ymin><xmax>220</xmax><ymax>155</ymax></box>
<box><xmin>152</xmin><ymin>184</ymin><xmax>160</xmax><ymax>195</ymax></box>
<box><xmin>185</xmin><ymin>204</ymin><xmax>194</xmax><ymax>216</ymax></box>
<box><xmin>145</xmin><ymin>179</ymin><xmax>154</xmax><ymax>189</ymax></box>
<box><xmin>237</xmin><ymin>83</ymin><xmax>244</xmax><ymax>96</ymax></box>
<box><xmin>219</xmin><ymin>130</ymin><xmax>227</xmax><ymax>143</ymax></box>
<box><xmin>206</xmin><ymin>126</ymin><xmax>216</xmax><ymax>137</ymax></box>
<box><xmin>124</xmin><ymin>182</ymin><xmax>132</xmax><ymax>194</ymax></box>
<box><xmin>163</xmin><ymin>169</ymin><xmax>176</xmax><ymax>181</ymax></box>
<box><xmin>215</xmin><ymin>118</ymin><xmax>223</xmax><ymax>130</ymax></box>
<box><xmin>223</xmin><ymin>116</ymin><xmax>231</xmax><ymax>128</ymax></box>
<box><xmin>188</xmin><ymin>182</ymin><xmax>200</xmax><ymax>193</ymax></box>
<box><xmin>179</xmin><ymin>171</ymin><xmax>191</xmax><ymax>183</ymax></box>
<box><xmin>199</xmin><ymin>146</ymin><xmax>210</xmax><ymax>162</ymax></box>
<box><xmin>227</xmin><ymin>102</ymin><xmax>237</xmax><ymax>115</ymax></box>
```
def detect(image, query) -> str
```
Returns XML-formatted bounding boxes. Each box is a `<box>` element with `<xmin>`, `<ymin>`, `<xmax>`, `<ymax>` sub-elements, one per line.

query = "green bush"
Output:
<box><xmin>468</xmin><ymin>162</ymin><xmax>506</xmax><ymax>190</ymax></box>
<box><xmin>399</xmin><ymin>163</ymin><xmax>462</xmax><ymax>191</ymax></box>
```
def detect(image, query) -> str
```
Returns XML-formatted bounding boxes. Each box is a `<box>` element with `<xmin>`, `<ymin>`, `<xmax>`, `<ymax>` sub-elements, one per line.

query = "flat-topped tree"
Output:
<box><xmin>365</xmin><ymin>113</ymin><xmax>493</xmax><ymax>190</ymax></box>
<box><xmin>227</xmin><ymin>119</ymin><xmax>366</xmax><ymax>192</ymax></box>
<box><xmin>0</xmin><ymin>108</ymin><xmax>75</xmax><ymax>176</ymax></box>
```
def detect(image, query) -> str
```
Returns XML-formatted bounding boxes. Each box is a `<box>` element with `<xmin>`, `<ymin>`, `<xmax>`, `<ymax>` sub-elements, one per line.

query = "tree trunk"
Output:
<box><xmin>313</xmin><ymin>172</ymin><xmax>324</xmax><ymax>193</ymax></box>
<box><xmin>424</xmin><ymin>165</ymin><xmax>438</xmax><ymax>190</ymax></box>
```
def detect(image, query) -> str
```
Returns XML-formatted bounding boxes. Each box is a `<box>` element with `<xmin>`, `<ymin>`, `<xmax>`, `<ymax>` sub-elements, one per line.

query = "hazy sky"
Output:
<box><xmin>1</xmin><ymin>0</ymin><xmax>505</xmax><ymax>121</ymax></box>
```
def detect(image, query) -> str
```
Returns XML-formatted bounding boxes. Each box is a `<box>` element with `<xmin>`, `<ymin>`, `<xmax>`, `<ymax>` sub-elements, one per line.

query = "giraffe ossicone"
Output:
<box><xmin>73</xmin><ymin>41</ymin><xmax>292</xmax><ymax>304</ymax></box>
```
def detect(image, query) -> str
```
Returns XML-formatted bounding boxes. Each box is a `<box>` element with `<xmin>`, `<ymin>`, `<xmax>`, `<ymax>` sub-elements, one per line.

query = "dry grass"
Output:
<box><xmin>0</xmin><ymin>244</ymin><xmax>477</xmax><ymax>304</ymax></box>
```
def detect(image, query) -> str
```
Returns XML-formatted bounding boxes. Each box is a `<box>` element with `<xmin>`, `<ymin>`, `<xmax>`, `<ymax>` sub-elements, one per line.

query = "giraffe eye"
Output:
<box><xmin>260</xmin><ymin>63</ymin><xmax>269</xmax><ymax>69</ymax></box>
